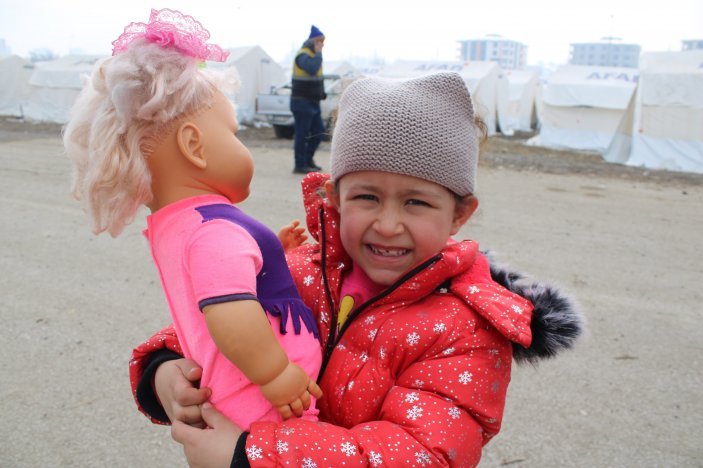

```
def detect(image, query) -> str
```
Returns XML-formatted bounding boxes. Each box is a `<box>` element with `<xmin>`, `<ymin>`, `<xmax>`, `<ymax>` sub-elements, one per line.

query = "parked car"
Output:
<box><xmin>255</xmin><ymin>75</ymin><xmax>345</xmax><ymax>139</ymax></box>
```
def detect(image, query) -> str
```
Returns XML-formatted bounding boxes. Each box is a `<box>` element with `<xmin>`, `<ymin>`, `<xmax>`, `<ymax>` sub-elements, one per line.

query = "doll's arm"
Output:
<box><xmin>203</xmin><ymin>299</ymin><xmax>322</xmax><ymax>419</ymax></box>
<box><xmin>278</xmin><ymin>219</ymin><xmax>308</xmax><ymax>252</ymax></box>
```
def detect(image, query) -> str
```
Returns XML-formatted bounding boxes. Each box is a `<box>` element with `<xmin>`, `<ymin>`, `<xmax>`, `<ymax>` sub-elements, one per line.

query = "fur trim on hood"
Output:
<box><xmin>489</xmin><ymin>258</ymin><xmax>585</xmax><ymax>365</ymax></box>
<box><xmin>300</xmin><ymin>172</ymin><xmax>585</xmax><ymax>366</ymax></box>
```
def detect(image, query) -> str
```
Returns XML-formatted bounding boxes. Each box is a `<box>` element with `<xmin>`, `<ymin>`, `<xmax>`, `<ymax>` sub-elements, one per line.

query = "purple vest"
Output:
<box><xmin>195</xmin><ymin>204</ymin><xmax>319</xmax><ymax>339</ymax></box>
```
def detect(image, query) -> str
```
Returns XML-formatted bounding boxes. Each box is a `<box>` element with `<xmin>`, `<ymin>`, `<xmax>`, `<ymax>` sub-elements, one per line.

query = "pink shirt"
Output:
<box><xmin>145</xmin><ymin>195</ymin><xmax>320</xmax><ymax>429</ymax></box>
<box><xmin>338</xmin><ymin>265</ymin><xmax>386</xmax><ymax>330</ymax></box>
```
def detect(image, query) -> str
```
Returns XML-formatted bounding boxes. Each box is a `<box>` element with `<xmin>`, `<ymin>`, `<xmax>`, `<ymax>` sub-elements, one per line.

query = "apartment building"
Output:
<box><xmin>457</xmin><ymin>35</ymin><xmax>527</xmax><ymax>70</ymax></box>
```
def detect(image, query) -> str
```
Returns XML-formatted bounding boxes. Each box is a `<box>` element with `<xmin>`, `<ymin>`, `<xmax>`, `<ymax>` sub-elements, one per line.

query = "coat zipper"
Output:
<box><xmin>317</xmin><ymin>207</ymin><xmax>338</xmax><ymax>382</ymax></box>
<box><xmin>316</xmin><ymin>206</ymin><xmax>442</xmax><ymax>380</ymax></box>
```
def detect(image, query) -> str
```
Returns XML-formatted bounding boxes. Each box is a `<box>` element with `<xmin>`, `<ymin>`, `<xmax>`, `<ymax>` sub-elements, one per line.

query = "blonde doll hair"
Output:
<box><xmin>63</xmin><ymin>38</ymin><xmax>238</xmax><ymax>237</ymax></box>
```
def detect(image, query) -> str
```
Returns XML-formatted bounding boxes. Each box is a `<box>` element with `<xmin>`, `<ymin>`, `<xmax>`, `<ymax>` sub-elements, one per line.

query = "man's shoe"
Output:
<box><xmin>292</xmin><ymin>166</ymin><xmax>319</xmax><ymax>174</ymax></box>
<box><xmin>308</xmin><ymin>162</ymin><xmax>322</xmax><ymax>170</ymax></box>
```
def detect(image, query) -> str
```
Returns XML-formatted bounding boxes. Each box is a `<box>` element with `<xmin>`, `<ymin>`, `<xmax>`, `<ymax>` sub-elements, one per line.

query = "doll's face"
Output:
<box><xmin>195</xmin><ymin>91</ymin><xmax>254</xmax><ymax>204</ymax></box>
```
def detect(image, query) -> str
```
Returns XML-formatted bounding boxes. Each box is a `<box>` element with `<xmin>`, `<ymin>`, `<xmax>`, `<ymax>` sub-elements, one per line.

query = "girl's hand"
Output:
<box><xmin>155</xmin><ymin>358</ymin><xmax>211</xmax><ymax>427</ymax></box>
<box><xmin>278</xmin><ymin>219</ymin><xmax>308</xmax><ymax>252</ymax></box>
<box><xmin>172</xmin><ymin>403</ymin><xmax>242</xmax><ymax>468</ymax></box>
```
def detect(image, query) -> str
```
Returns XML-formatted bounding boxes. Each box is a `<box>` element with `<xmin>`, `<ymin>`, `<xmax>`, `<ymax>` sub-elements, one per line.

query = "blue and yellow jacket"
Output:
<box><xmin>291</xmin><ymin>40</ymin><xmax>325</xmax><ymax>101</ymax></box>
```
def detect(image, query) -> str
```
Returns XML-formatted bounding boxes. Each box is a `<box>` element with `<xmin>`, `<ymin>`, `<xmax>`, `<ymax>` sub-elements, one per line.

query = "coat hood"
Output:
<box><xmin>488</xmin><ymin>258</ymin><xmax>585</xmax><ymax>364</ymax></box>
<box><xmin>300</xmin><ymin>173</ymin><xmax>585</xmax><ymax>366</ymax></box>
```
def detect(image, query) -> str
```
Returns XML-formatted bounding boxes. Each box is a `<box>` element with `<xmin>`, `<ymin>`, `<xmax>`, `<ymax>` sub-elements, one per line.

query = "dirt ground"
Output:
<box><xmin>1</xmin><ymin>117</ymin><xmax>701</xmax><ymax>467</ymax></box>
<box><xmin>3</xmin><ymin>117</ymin><xmax>702</xmax><ymax>187</ymax></box>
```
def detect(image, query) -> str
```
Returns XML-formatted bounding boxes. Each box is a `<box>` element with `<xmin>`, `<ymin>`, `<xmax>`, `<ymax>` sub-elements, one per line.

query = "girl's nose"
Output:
<box><xmin>373</xmin><ymin>208</ymin><xmax>404</xmax><ymax>236</ymax></box>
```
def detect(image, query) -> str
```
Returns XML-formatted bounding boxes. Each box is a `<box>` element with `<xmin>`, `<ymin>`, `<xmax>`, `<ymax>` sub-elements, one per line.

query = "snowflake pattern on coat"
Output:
<box><xmin>129</xmin><ymin>173</ymin><xmax>535</xmax><ymax>467</ymax></box>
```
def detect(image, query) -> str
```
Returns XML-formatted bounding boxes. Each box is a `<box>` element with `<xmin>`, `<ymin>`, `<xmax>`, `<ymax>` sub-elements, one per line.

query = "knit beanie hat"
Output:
<box><xmin>309</xmin><ymin>25</ymin><xmax>324</xmax><ymax>40</ymax></box>
<box><xmin>330</xmin><ymin>72</ymin><xmax>479</xmax><ymax>196</ymax></box>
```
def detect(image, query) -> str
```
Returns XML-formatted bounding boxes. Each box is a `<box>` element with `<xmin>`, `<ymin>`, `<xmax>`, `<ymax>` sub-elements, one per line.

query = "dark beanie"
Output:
<box><xmin>309</xmin><ymin>25</ymin><xmax>324</xmax><ymax>40</ymax></box>
<box><xmin>331</xmin><ymin>72</ymin><xmax>479</xmax><ymax>196</ymax></box>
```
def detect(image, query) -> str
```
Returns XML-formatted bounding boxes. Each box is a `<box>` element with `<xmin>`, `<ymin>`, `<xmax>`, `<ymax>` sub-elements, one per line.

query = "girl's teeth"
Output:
<box><xmin>370</xmin><ymin>245</ymin><xmax>407</xmax><ymax>256</ymax></box>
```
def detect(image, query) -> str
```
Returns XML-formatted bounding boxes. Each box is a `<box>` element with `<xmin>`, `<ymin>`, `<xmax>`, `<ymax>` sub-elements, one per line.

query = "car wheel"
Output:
<box><xmin>273</xmin><ymin>125</ymin><xmax>294</xmax><ymax>140</ymax></box>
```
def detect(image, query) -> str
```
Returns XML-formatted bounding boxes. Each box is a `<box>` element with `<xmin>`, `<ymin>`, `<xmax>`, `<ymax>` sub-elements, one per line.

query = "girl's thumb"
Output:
<box><xmin>201</xmin><ymin>402</ymin><xmax>227</xmax><ymax>428</ymax></box>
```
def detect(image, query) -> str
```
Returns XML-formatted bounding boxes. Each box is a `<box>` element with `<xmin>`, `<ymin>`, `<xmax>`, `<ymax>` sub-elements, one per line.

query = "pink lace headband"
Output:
<box><xmin>111</xmin><ymin>8</ymin><xmax>229</xmax><ymax>62</ymax></box>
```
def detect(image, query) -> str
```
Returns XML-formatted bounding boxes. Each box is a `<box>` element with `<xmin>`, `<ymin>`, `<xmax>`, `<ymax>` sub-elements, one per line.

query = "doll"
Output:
<box><xmin>63</xmin><ymin>8</ymin><xmax>322</xmax><ymax>430</ymax></box>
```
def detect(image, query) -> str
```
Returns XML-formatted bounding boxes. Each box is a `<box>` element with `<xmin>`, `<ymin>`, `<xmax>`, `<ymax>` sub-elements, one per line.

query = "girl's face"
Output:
<box><xmin>195</xmin><ymin>91</ymin><xmax>254</xmax><ymax>204</ymax></box>
<box><xmin>327</xmin><ymin>171</ymin><xmax>477</xmax><ymax>286</ymax></box>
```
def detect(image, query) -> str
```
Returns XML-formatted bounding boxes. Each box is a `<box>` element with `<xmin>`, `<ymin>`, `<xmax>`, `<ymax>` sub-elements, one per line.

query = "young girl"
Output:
<box><xmin>131</xmin><ymin>72</ymin><xmax>584</xmax><ymax>466</ymax></box>
<box><xmin>63</xmin><ymin>8</ymin><xmax>321</xmax><ymax>430</ymax></box>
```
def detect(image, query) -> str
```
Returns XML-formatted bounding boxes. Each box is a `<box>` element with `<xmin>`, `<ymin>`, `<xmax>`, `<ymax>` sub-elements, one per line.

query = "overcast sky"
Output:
<box><xmin>1</xmin><ymin>0</ymin><xmax>701</xmax><ymax>65</ymax></box>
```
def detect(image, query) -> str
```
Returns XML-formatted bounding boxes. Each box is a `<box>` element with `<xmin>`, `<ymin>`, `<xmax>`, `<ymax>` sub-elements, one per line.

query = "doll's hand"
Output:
<box><xmin>172</xmin><ymin>402</ymin><xmax>242</xmax><ymax>468</ymax></box>
<box><xmin>155</xmin><ymin>358</ymin><xmax>211</xmax><ymax>428</ymax></box>
<box><xmin>259</xmin><ymin>362</ymin><xmax>323</xmax><ymax>419</ymax></box>
<box><xmin>278</xmin><ymin>219</ymin><xmax>308</xmax><ymax>252</ymax></box>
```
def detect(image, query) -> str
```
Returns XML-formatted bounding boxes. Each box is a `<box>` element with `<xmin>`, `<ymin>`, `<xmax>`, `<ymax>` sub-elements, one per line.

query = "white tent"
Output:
<box><xmin>214</xmin><ymin>46</ymin><xmax>287</xmax><ymax>124</ymax></box>
<box><xmin>0</xmin><ymin>55</ymin><xmax>33</xmax><ymax>118</ymax></box>
<box><xmin>23</xmin><ymin>55</ymin><xmax>105</xmax><ymax>123</ymax></box>
<box><xmin>17</xmin><ymin>48</ymin><xmax>285</xmax><ymax>126</ymax></box>
<box><xmin>627</xmin><ymin>50</ymin><xmax>703</xmax><ymax>173</ymax></box>
<box><xmin>528</xmin><ymin>65</ymin><xmax>638</xmax><ymax>162</ymax></box>
<box><xmin>497</xmin><ymin>69</ymin><xmax>538</xmax><ymax>135</ymax></box>
<box><xmin>355</xmin><ymin>65</ymin><xmax>384</xmax><ymax>77</ymax></box>
<box><xmin>377</xmin><ymin>60</ymin><xmax>503</xmax><ymax>135</ymax></box>
<box><xmin>325</xmin><ymin>60</ymin><xmax>359</xmax><ymax>79</ymax></box>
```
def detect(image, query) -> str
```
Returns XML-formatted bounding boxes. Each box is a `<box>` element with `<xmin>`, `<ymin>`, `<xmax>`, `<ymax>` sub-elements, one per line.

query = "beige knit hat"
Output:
<box><xmin>330</xmin><ymin>71</ymin><xmax>479</xmax><ymax>196</ymax></box>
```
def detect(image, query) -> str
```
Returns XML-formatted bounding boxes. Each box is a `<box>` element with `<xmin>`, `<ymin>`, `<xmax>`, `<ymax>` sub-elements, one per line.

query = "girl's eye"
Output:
<box><xmin>407</xmin><ymin>199</ymin><xmax>431</xmax><ymax>207</ymax></box>
<box><xmin>352</xmin><ymin>194</ymin><xmax>377</xmax><ymax>202</ymax></box>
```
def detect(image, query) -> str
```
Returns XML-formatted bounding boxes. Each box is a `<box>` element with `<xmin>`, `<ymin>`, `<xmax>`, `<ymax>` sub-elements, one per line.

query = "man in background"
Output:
<box><xmin>290</xmin><ymin>25</ymin><xmax>326</xmax><ymax>174</ymax></box>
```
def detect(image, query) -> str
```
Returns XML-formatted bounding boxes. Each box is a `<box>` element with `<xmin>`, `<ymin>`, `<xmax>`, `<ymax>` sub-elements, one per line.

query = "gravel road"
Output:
<box><xmin>1</xmin><ymin>119</ymin><xmax>701</xmax><ymax>467</ymax></box>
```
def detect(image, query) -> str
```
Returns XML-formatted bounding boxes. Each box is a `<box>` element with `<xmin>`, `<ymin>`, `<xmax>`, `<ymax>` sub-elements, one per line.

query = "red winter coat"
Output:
<box><xmin>130</xmin><ymin>173</ymin><xmax>535</xmax><ymax>467</ymax></box>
